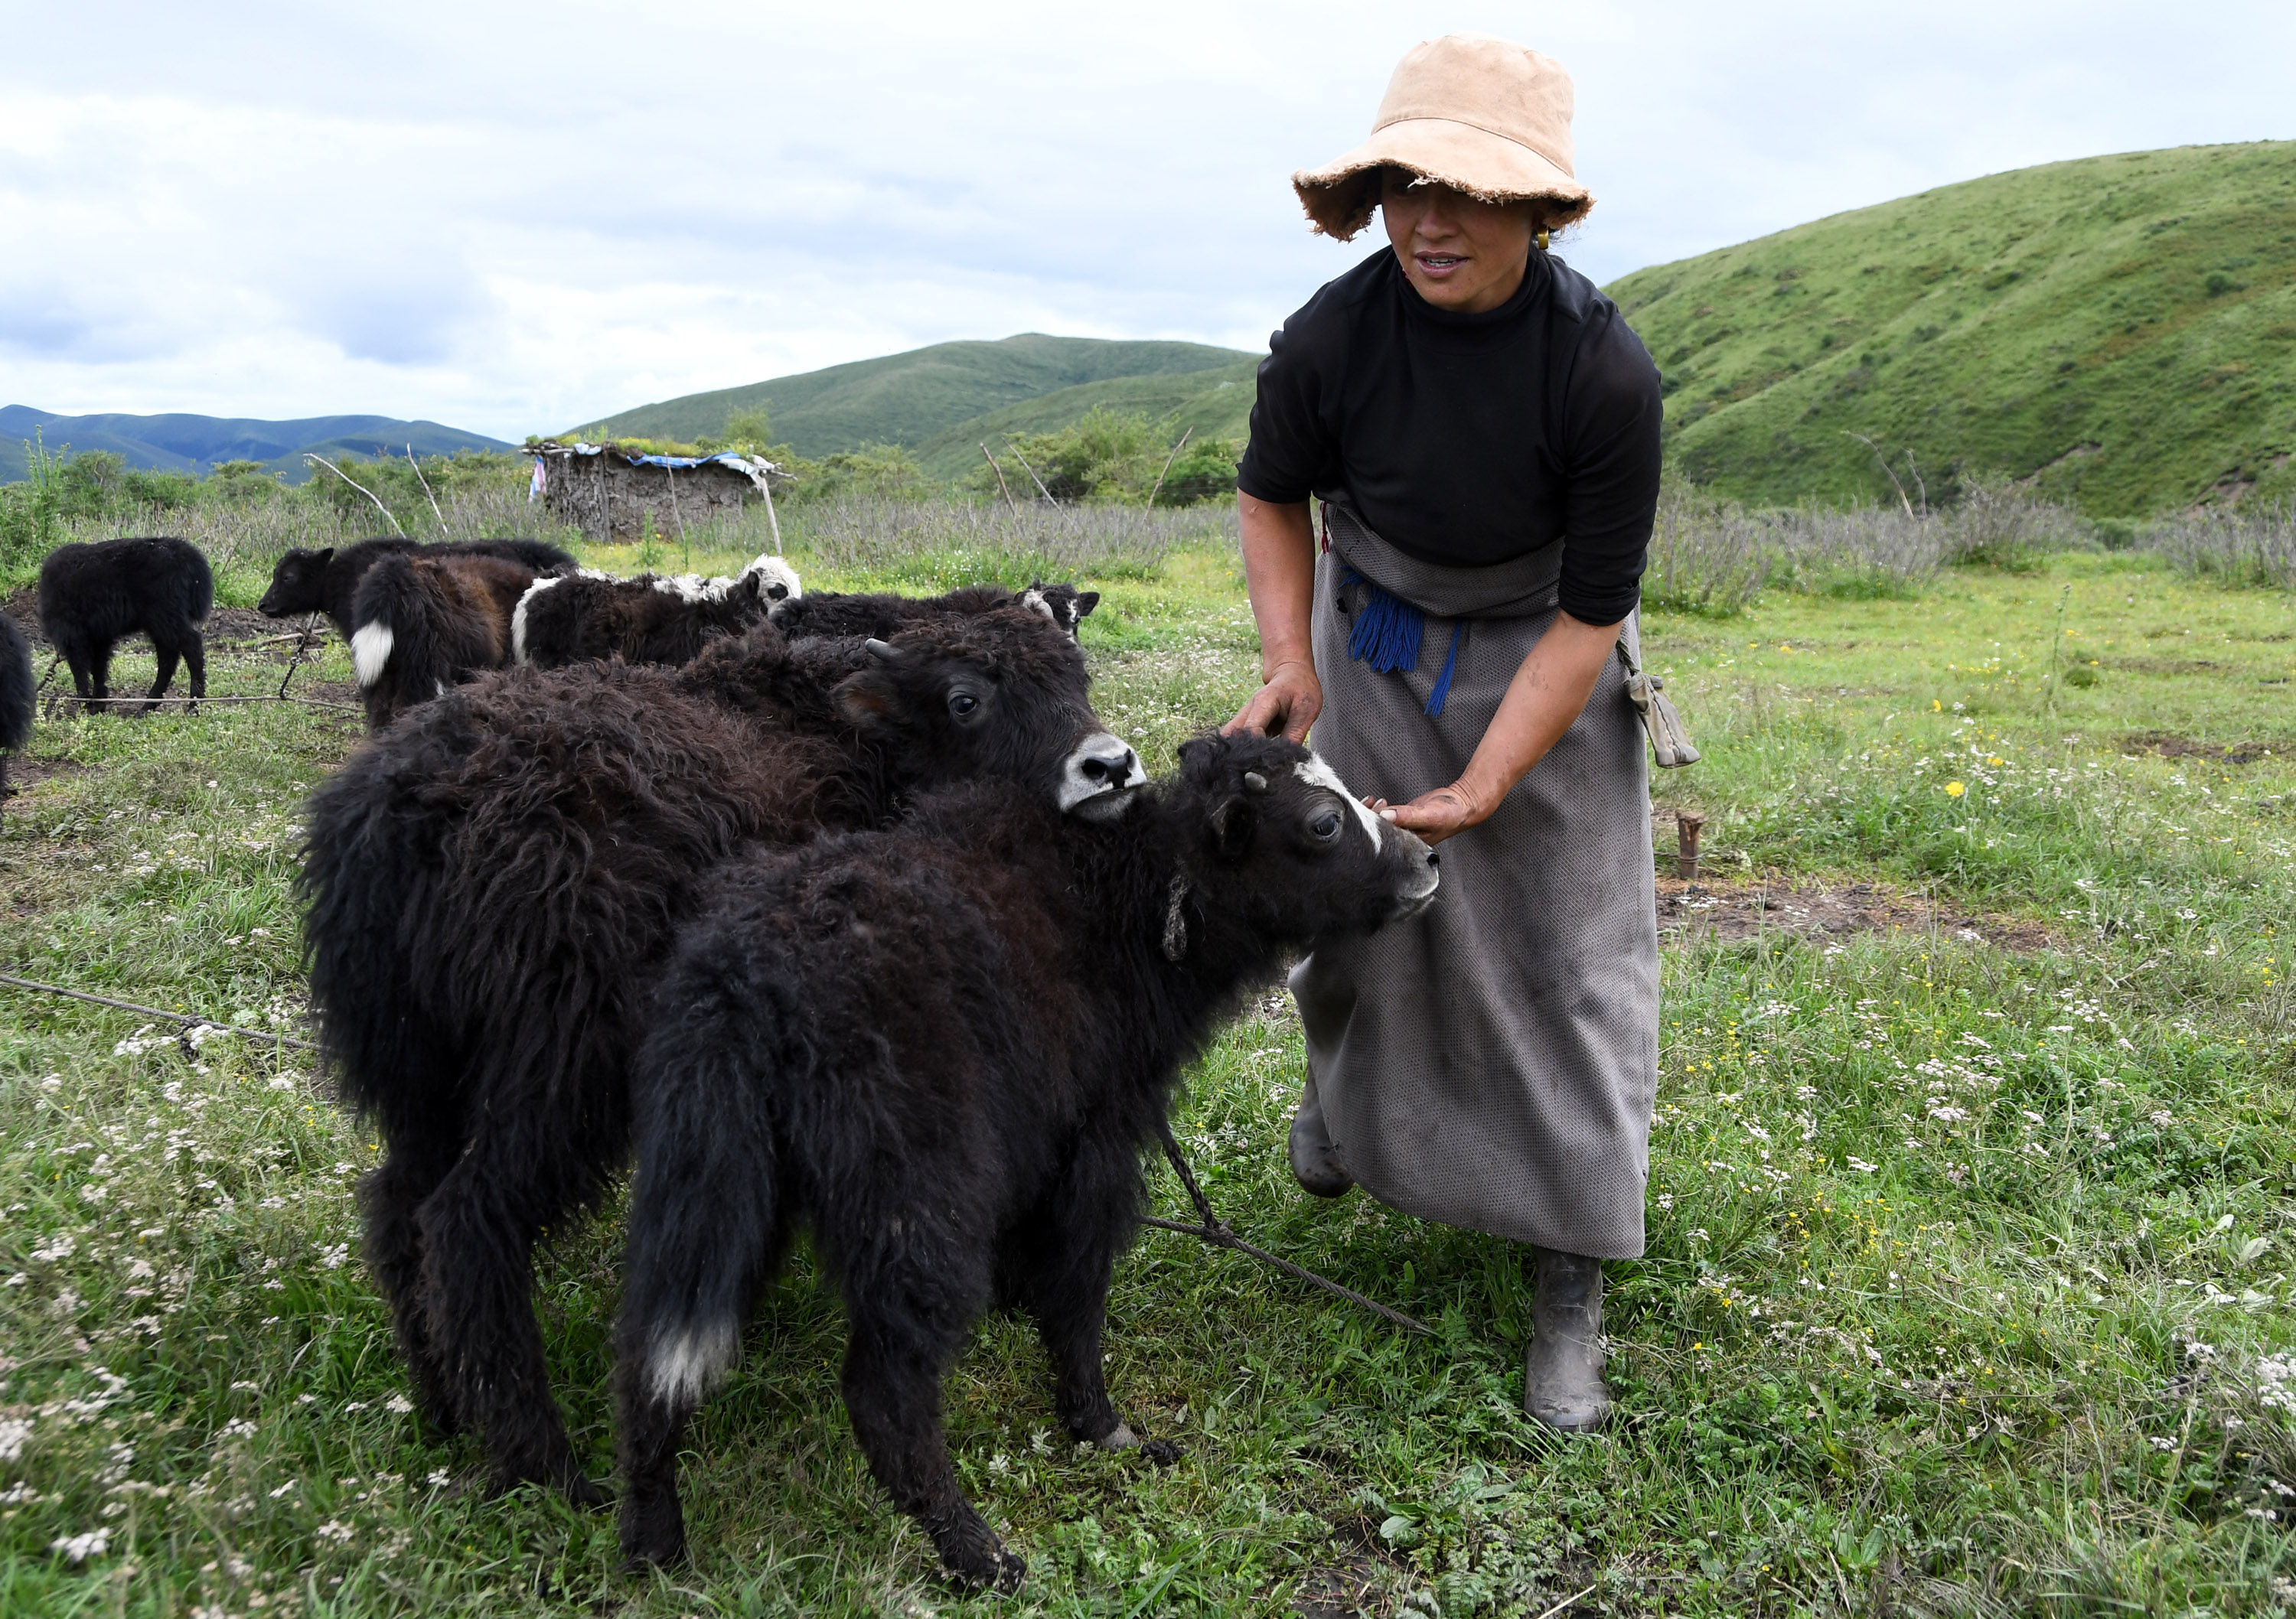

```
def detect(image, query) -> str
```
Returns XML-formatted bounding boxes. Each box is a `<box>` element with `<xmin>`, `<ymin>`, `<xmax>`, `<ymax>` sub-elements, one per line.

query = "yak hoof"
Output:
<box><xmin>1095</xmin><ymin>1422</ymin><xmax>1139</xmax><ymax>1451</ymax></box>
<box><xmin>944</xmin><ymin>1546</ymin><xmax>1026</xmax><ymax>1595</ymax></box>
<box><xmin>1139</xmin><ymin>1438</ymin><xmax>1184</xmax><ymax>1465</ymax></box>
<box><xmin>564</xmin><ymin>1474</ymin><xmax>614</xmax><ymax>1511</ymax></box>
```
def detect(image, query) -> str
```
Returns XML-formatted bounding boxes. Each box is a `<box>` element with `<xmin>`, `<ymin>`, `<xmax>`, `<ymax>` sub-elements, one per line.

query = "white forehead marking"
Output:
<box><xmin>1294</xmin><ymin>755</ymin><xmax>1384</xmax><ymax>849</ymax></box>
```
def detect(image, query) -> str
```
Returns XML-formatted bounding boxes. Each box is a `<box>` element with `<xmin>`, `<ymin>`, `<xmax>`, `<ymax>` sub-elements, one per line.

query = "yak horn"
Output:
<box><xmin>864</xmin><ymin>638</ymin><xmax>904</xmax><ymax>663</ymax></box>
<box><xmin>1242</xmin><ymin>770</ymin><xmax>1270</xmax><ymax>794</ymax></box>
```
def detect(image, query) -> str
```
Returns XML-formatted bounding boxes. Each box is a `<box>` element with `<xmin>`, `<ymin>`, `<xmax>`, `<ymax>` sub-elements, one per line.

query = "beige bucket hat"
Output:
<box><xmin>1293</xmin><ymin>33</ymin><xmax>1593</xmax><ymax>242</ymax></box>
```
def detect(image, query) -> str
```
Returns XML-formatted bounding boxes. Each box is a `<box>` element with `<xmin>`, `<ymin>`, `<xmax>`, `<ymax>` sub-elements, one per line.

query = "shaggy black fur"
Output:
<box><xmin>36</xmin><ymin>536</ymin><xmax>214</xmax><ymax>713</ymax></box>
<box><xmin>259</xmin><ymin>538</ymin><xmax>576</xmax><ymax>641</ymax></box>
<box><xmin>614</xmin><ymin>734</ymin><xmax>1440</xmax><ymax>1588</ymax></box>
<box><xmin>0</xmin><ymin>613</ymin><xmax>34</xmax><ymax>817</ymax></box>
<box><xmin>514</xmin><ymin>558</ymin><xmax>797</xmax><ymax>671</ymax></box>
<box><xmin>298</xmin><ymin>609</ymin><xmax>1132</xmax><ymax>1503</ymax></box>
<box><xmin>349</xmin><ymin>550</ymin><xmax>546</xmax><ymax>728</ymax></box>
<box><xmin>771</xmin><ymin>578</ymin><xmax>1099</xmax><ymax>643</ymax></box>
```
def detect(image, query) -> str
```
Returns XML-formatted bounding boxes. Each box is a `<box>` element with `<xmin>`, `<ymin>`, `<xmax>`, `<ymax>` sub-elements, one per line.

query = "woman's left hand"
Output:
<box><xmin>1368</xmin><ymin>780</ymin><xmax>1492</xmax><ymax>845</ymax></box>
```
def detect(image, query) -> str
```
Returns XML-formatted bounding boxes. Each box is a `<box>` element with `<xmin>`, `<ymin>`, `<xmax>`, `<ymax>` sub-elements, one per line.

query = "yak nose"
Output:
<box><xmin>1058</xmin><ymin>732</ymin><xmax>1146</xmax><ymax>816</ymax></box>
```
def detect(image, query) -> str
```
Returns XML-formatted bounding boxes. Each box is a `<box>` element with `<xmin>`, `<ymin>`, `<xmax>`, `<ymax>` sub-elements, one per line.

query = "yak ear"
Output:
<box><xmin>1209</xmin><ymin>795</ymin><xmax>1257</xmax><ymax>859</ymax></box>
<box><xmin>315</xmin><ymin>547</ymin><xmax>334</xmax><ymax>565</ymax></box>
<box><xmin>1074</xmin><ymin>591</ymin><xmax>1101</xmax><ymax>619</ymax></box>
<box><xmin>831</xmin><ymin>669</ymin><xmax>899</xmax><ymax>726</ymax></box>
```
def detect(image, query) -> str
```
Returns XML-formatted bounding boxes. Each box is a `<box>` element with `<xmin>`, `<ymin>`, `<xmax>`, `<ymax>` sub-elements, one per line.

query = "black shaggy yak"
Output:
<box><xmin>349</xmin><ymin>550</ymin><xmax>550</xmax><ymax>728</ymax></box>
<box><xmin>512</xmin><ymin>554</ymin><xmax>803</xmax><ymax>669</ymax></box>
<box><xmin>771</xmin><ymin>578</ymin><xmax>1099</xmax><ymax>643</ymax></box>
<box><xmin>299</xmin><ymin>609</ymin><xmax>1143</xmax><ymax>1503</ymax></box>
<box><xmin>0</xmin><ymin>613</ymin><xmax>34</xmax><ymax>815</ymax></box>
<box><xmin>259</xmin><ymin>537</ymin><xmax>576</xmax><ymax>641</ymax></box>
<box><xmin>36</xmin><ymin>536</ymin><xmax>214</xmax><ymax>713</ymax></box>
<box><xmin>614</xmin><ymin>734</ymin><xmax>1440</xmax><ymax>1588</ymax></box>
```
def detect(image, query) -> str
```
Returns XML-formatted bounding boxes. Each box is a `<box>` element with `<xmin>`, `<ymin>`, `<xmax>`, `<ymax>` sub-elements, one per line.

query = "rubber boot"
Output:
<box><xmin>1524</xmin><ymin>1247</ymin><xmax>1609</xmax><ymax>1432</ymax></box>
<box><xmin>1287</xmin><ymin>1070</ymin><xmax>1353</xmax><ymax>1197</ymax></box>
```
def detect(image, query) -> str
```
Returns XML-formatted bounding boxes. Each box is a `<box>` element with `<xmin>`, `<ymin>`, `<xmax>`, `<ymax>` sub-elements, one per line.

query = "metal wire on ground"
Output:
<box><xmin>0</xmin><ymin>972</ymin><xmax>315</xmax><ymax>1060</ymax></box>
<box><xmin>1150</xmin><ymin>1116</ymin><xmax>1432</xmax><ymax>1337</ymax></box>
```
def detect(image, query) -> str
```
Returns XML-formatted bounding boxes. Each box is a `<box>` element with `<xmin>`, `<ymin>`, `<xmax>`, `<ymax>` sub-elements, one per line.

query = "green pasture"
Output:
<box><xmin>0</xmin><ymin>539</ymin><xmax>2292</xmax><ymax>1616</ymax></box>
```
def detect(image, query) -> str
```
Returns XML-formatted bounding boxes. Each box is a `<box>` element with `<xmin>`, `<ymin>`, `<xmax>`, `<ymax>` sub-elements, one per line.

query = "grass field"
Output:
<box><xmin>2</xmin><ymin>535</ymin><xmax>2293</xmax><ymax>1616</ymax></box>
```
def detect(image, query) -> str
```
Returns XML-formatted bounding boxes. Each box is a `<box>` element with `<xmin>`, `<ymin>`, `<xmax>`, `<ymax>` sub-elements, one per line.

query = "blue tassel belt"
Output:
<box><xmin>1340</xmin><ymin>567</ymin><xmax>1464</xmax><ymax>718</ymax></box>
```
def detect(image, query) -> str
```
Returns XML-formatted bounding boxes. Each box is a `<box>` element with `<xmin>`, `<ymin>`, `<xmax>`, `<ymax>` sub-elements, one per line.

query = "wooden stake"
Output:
<box><xmin>305</xmin><ymin>454</ymin><xmax>405</xmax><ymax>536</ymax></box>
<box><xmin>980</xmin><ymin>443</ymin><xmax>1020</xmax><ymax>516</ymax></box>
<box><xmin>1003</xmin><ymin>438</ymin><xmax>1059</xmax><ymax>507</ymax></box>
<box><xmin>1146</xmin><ymin>425</ymin><xmax>1193</xmax><ymax>509</ymax></box>
<box><xmin>1676</xmin><ymin>809</ymin><xmax>1706</xmax><ymax>883</ymax></box>
<box><xmin>406</xmin><ymin>445</ymin><xmax>447</xmax><ymax>533</ymax></box>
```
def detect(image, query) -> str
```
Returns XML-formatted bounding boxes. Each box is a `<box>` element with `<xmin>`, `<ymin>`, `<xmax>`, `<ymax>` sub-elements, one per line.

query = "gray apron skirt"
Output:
<box><xmin>1290</xmin><ymin>501</ymin><xmax>1658</xmax><ymax>1258</ymax></box>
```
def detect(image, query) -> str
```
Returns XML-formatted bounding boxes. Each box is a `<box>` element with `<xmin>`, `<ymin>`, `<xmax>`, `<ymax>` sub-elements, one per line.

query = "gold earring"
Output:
<box><xmin>1536</xmin><ymin>229</ymin><xmax>1551</xmax><ymax>251</ymax></box>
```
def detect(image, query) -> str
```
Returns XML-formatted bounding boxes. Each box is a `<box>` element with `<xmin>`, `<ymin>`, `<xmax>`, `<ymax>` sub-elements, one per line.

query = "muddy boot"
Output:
<box><xmin>1287</xmin><ymin>1070</ymin><xmax>1353</xmax><ymax>1198</ymax></box>
<box><xmin>1524</xmin><ymin>1247</ymin><xmax>1609</xmax><ymax>1432</ymax></box>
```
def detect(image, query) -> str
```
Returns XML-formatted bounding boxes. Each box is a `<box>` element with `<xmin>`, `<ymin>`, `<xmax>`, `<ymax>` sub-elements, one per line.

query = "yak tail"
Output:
<box><xmin>181</xmin><ymin>544</ymin><xmax>216</xmax><ymax>627</ymax></box>
<box><xmin>348</xmin><ymin>553</ymin><xmax>456</xmax><ymax>726</ymax></box>
<box><xmin>618</xmin><ymin>1021</ymin><xmax>785</xmax><ymax>1409</ymax></box>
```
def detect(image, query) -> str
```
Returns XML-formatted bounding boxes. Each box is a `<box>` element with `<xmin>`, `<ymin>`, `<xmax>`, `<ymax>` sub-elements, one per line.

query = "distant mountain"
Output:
<box><xmin>913</xmin><ymin>360</ymin><xmax>1260</xmax><ymax>480</ymax></box>
<box><xmin>1607</xmin><ymin>139</ymin><xmax>2296</xmax><ymax>515</ymax></box>
<box><xmin>580</xmin><ymin>334</ymin><xmax>1259</xmax><ymax>457</ymax></box>
<box><xmin>0</xmin><ymin>406</ymin><xmax>514</xmax><ymax>484</ymax></box>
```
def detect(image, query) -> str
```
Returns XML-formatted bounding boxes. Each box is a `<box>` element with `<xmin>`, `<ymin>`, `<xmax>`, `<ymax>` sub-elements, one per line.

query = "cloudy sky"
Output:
<box><xmin>2</xmin><ymin>1</ymin><xmax>2289</xmax><ymax>441</ymax></box>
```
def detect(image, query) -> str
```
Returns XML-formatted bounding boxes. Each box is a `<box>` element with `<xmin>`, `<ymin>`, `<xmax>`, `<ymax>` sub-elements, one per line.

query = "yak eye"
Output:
<box><xmin>947</xmin><ymin>689</ymin><xmax>980</xmax><ymax>717</ymax></box>
<box><xmin>1309</xmin><ymin>810</ymin><xmax>1342</xmax><ymax>841</ymax></box>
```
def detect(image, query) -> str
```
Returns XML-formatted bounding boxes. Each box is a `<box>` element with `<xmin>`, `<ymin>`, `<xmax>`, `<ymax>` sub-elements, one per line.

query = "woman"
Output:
<box><xmin>1228</xmin><ymin>34</ymin><xmax>1663</xmax><ymax>1432</ymax></box>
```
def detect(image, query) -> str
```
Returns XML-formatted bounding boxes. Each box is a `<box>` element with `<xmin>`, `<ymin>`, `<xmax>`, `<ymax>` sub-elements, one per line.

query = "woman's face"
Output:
<box><xmin>1380</xmin><ymin>171</ymin><xmax>1538</xmax><ymax>314</ymax></box>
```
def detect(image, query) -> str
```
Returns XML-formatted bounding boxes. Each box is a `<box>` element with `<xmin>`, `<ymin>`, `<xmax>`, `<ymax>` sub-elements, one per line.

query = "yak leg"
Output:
<box><xmin>840</xmin><ymin>1289</ymin><xmax>1022</xmax><ymax>1593</ymax></box>
<box><xmin>1004</xmin><ymin>1135</ymin><xmax>1140</xmax><ymax>1449</ymax></box>
<box><xmin>414</xmin><ymin>1130</ymin><xmax>602</xmax><ymax>1505</ymax></box>
<box><xmin>359</xmin><ymin>1134</ymin><xmax>463</xmax><ymax>1435</ymax></box>
<box><xmin>143</xmin><ymin>644</ymin><xmax>179</xmax><ymax>715</ymax></box>
<box><xmin>182</xmin><ymin>633</ymin><xmax>206</xmax><ymax>705</ymax></box>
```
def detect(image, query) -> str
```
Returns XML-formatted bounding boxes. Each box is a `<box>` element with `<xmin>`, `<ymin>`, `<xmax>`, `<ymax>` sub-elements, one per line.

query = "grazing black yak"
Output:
<box><xmin>512</xmin><ymin>554</ymin><xmax>802</xmax><ymax>669</ymax></box>
<box><xmin>0</xmin><ymin>614</ymin><xmax>34</xmax><ymax>815</ymax></box>
<box><xmin>614</xmin><ymin>734</ymin><xmax>1440</xmax><ymax>1588</ymax></box>
<box><xmin>298</xmin><ymin>609</ymin><xmax>1143</xmax><ymax>1503</ymax></box>
<box><xmin>259</xmin><ymin>537</ymin><xmax>576</xmax><ymax>641</ymax></box>
<box><xmin>36</xmin><ymin>536</ymin><xmax>213</xmax><ymax>714</ymax></box>
<box><xmin>349</xmin><ymin>549</ymin><xmax>548</xmax><ymax>728</ymax></box>
<box><xmin>771</xmin><ymin>578</ymin><xmax>1099</xmax><ymax>643</ymax></box>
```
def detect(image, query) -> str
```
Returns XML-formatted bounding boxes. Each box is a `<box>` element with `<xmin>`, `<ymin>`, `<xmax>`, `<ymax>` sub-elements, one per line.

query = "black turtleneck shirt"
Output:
<box><xmin>1236</xmin><ymin>246</ymin><xmax>1663</xmax><ymax>625</ymax></box>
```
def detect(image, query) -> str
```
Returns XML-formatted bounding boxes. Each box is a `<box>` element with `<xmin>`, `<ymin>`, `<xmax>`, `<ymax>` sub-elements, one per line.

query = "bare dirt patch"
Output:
<box><xmin>2122</xmin><ymin>731</ymin><xmax>2290</xmax><ymax>765</ymax></box>
<box><xmin>1290</xmin><ymin>1518</ymin><xmax>1397</xmax><ymax>1619</ymax></box>
<box><xmin>1657</xmin><ymin>874</ymin><xmax>2057</xmax><ymax>951</ymax></box>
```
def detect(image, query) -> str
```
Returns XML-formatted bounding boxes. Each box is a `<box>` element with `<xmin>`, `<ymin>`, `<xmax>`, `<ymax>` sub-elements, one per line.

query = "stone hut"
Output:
<box><xmin>529</xmin><ymin>441</ymin><xmax>784</xmax><ymax>546</ymax></box>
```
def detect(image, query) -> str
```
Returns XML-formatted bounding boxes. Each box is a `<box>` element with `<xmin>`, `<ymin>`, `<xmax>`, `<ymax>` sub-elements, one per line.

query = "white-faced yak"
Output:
<box><xmin>511</xmin><ymin>554</ymin><xmax>803</xmax><ymax>670</ymax></box>
<box><xmin>614</xmin><ymin>733</ymin><xmax>1440</xmax><ymax>1589</ymax></box>
<box><xmin>771</xmin><ymin>578</ymin><xmax>1098</xmax><ymax>643</ymax></box>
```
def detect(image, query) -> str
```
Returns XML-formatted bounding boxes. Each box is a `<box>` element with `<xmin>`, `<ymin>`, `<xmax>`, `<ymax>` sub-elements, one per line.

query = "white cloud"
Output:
<box><xmin>2</xmin><ymin>0</ymin><xmax>2288</xmax><ymax>438</ymax></box>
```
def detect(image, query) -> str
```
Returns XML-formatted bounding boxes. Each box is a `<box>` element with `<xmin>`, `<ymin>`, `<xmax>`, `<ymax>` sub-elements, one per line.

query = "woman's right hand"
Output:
<box><xmin>1226</xmin><ymin>657</ymin><xmax>1322</xmax><ymax>743</ymax></box>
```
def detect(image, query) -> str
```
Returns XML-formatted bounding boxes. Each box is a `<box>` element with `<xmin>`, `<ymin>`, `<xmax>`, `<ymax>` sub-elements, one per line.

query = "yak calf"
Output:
<box><xmin>615</xmin><ymin>734</ymin><xmax>1440</xmax><ymax>1588</ymax></box>
<box><xmin>349</xmin><ymin>550</ymin><xmax>553</xmax><ymax>728</ymax></box>
<box><xmin>259</xmin><ymin>538</ymin><xmax>576</xmax><ymax>642</ymax></box>
<box><xmin>771</xmin><ymin>578</ymin><xmax>1098</xmax><ymax>643</ymax></box>
<box><xmin>36</xmin><ymin>536</ymin><xmax>214</xmax><ymax>714</ymax></box>
<box><xmin>512</xmin><ymin>554</ymin><xmax>802</xmax><ymax>669</ymax></box>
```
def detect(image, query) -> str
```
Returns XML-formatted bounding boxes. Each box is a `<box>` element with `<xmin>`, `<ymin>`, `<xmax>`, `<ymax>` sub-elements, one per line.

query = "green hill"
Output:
<box><xmin>913</xmin><ymin>360</ymin><xmax>1259</xmax><ymax>479</ymax></box>
<box><xmin>579</xmin><ymin>334</ymin><xmax>1255</xmax><ymax>458</ymax></box>
<box><xmin>1608</xmin><ymin>140</ymin><xmax>2296</xmax><ymax>516</ymax></box>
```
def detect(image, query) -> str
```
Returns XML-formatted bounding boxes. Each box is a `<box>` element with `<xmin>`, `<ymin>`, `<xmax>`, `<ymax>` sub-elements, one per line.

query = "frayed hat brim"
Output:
<box><xmin>1292</xmin><ymin>116</ymin><xmax>1592</xmax><ymax>242</ymax></box>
